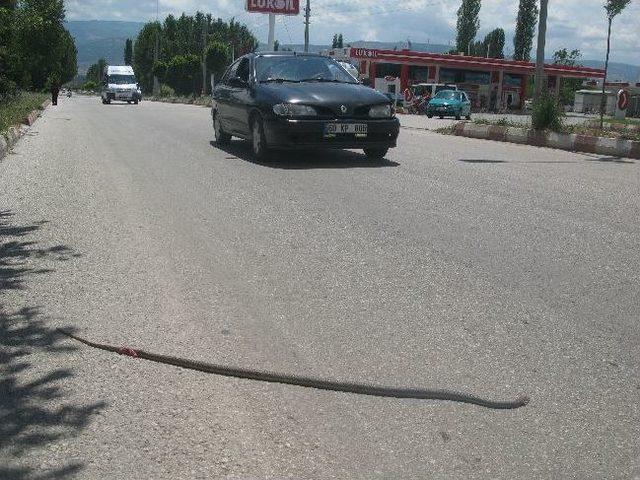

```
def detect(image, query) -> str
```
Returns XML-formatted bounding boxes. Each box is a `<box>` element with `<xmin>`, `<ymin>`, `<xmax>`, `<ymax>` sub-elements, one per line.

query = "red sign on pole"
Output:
<box><xmin>245</xmin><ymin>0</ymin><xmax>300</xmax><ymax>15</ymax></box>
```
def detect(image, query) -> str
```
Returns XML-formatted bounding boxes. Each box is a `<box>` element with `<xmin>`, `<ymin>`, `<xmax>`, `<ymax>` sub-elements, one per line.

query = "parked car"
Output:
<box><xmin>426</xmin><ymin>90</ymin><xmax>472</xmax><ymax>120</ymax></box>
<box><xmin>211</xmin><ymin>52</ymin><xmax>400</xmax><ymax>160</ymax></box>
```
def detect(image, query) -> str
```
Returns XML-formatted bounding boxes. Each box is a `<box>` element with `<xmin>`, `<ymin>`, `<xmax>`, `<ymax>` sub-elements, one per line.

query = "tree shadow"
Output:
<box><xmin>0</xmin><ymin>210</ymin><xmax>106</xmax><ymax>480</ymax></box>
<box><xmin>210</xmin><ymin>140</ymin><xmax>400</xmax><ymax>170</ymax></box>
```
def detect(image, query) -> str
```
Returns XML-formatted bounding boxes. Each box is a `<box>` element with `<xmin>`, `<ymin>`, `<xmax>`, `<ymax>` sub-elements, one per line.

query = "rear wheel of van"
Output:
<box><xmin>133</xmin><ymin>99</ymin><xmax>139</xmax><ymax>105</ymax></box>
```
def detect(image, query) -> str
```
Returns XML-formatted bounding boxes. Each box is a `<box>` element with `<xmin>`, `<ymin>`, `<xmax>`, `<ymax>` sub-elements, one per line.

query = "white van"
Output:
<box><xmin>101</xmin><ymin>65</ymin><xmax>142</xmax><ymax>105</ymax></box>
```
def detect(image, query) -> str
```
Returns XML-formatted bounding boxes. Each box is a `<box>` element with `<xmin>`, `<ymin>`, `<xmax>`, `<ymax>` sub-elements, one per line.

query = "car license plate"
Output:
<box><xmin>324</xmin><ymin>123</ymin><xmax>367</xmax><ymax>137</ymax></box>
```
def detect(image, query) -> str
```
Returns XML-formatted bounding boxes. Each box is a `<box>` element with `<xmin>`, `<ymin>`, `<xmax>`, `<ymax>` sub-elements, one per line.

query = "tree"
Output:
<box><xmin>513</xmin><ymin>0</ymin><xmax>538</xmax><ymax>61</ymax></box>
<box><xmin>273</xmin><ymin>39</ymin><xmax>279</xmax><ymax>51</ymax></box>
<box><xmin>600</xmin><ymin>0</ymin><xmax>631</xmax><ymax>128</ymax></box>
<box><xmin>205</xmin><ymin>41</ymin><xmax>230</xmax><ymax>84</ymax></box>
<box><xmin>133</xmin><ymin>21</ymin><xmax>161</xmax><ymax>93</ymax></box>
<box><xmin>483</xmin><ymin>28</ymin><xmax>505</xmax><ymax>58</ymax></box>
<box><xmin>332</xmin><ymin>34</ymin><xmax>338</xmax><ymax>48</ymax></box>
<box><xmin>86</xmin><ymin>58</ymin><xmax>107</xmax><ymax>84</ymax></box>
<box><xmin>165</xmin><ymin>54</ymin><xmax>201</xmax><ymax>96</ymax></box>
<box><xmin>10</xmin><ymin>0</ymin><xmax>77</xmax><ymax>89</ymax></box>
<box><xmin>337</xmin><ymin>34</ymin><xmax>343</xmax><ymax>48</ymax></box>
<box><xmin>124</xmin><ymin>38</ymin><xmax>133</xmax><ymax>65</ymax></box>
<box><xmin>456</xmin><ymin>0</ymin><xmax>481</xmax><ymax>54</ymax></box>
<box><xmin>133</xmin><ymin>14</ymin><xmax>257</xmax><ymax>94</ymax></box>
<box><xmin>553</xmin><ymin>48</ymin><xmax>583</xmax><ymax>104</ymax></box>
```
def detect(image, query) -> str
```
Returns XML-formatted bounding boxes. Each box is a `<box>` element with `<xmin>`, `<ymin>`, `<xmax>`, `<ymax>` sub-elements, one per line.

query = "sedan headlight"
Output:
<box><xmin>369</xmin><ymin>104</ymin><xmax>392</xmax><ymax>118</ymax></box>
<box><xmin>273</xmin><ymin>103</ymin><xmax>317</xmax><ymax>117</ymax></box>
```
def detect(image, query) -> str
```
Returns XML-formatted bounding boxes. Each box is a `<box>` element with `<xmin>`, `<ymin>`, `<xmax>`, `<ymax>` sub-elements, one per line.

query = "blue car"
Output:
<box><xmin>427</xmin><ymin>90</ymin><xmax>472</xmax><ymax>120</ymax></box>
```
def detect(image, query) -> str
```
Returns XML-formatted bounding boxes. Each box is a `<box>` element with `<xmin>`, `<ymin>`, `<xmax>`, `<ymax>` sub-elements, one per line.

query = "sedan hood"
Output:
<box><xmin>261</xmin><ymin>82</ymin><xmax>390</xmax><ymax>109</ymax></box>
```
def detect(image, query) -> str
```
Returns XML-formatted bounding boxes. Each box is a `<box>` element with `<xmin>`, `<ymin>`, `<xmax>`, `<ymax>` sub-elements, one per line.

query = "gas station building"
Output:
<box><xmin>327</xmin><ymin>47</ymin><xmax>606</xmax><ymax>110</ymax></box>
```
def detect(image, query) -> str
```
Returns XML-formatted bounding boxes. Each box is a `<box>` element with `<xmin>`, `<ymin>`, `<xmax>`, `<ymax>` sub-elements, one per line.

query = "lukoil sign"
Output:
<box><xmin>245</xmin><ymin>0</ymin><xmax>300</xmax><ymax>15</ymax></box>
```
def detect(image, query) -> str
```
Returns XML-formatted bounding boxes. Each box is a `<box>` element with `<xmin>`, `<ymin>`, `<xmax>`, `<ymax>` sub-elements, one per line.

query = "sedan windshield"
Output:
<box><xmin>434</xmin><ymin>91</ymin><xmax>459</xmax><ymax>100</ymax></box>
<box><xmin>256</xmin><ymin>56</ymin><xmax>357</xmax><ymax>84</ymax></box>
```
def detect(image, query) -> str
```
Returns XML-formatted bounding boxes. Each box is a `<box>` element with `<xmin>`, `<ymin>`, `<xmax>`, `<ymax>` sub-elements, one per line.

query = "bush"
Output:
<box><xmin>0</xmin><ymin>76</ymin><xmax>18</xmax><ymax>101</ymax></box>
<box><xmin>159</xmin><ymin>84</ymin><xmax>175</xmax><ymax>98</ymax></box>
<box><xmin>165</xmin><ymin>54</ymin><xmax>201</xmax><ymax>96</ymax></box>
<box><xmin>82</xmin><ymin>81</ymin><xmax>98</xmax><ymax>92</ymax></box>
<box><xmin>0</xmin><ymin>91</ymin><xmax>48</xmax><ymax>134</ymax></box>
<box><xmin>532</xmin><ymin>93</ymin><xmax>563</xmax><ymax>131</ymax></box>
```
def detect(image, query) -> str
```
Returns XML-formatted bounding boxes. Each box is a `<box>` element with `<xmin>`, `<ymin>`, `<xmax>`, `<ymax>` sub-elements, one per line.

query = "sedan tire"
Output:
<box><xmin>251</xmin><ymin>115</ymin><xmax>268</xmax><ymax>160</ymax></box>
<box><xmin>363</xmin><ymin>147</ymin><xmax>389</xmax><ymax>160</ymax></box>
<box><xmin>213</xmin><ymin>112</ymin><xmax>231</xmax><ymax>146</ymax></box>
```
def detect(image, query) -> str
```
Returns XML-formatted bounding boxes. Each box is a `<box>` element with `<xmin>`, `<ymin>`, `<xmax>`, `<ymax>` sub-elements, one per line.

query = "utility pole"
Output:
<box><xmin>153</xmin><ymin>0</ymin><xmax>160</xmax><ymax>95</ymax></box>
<box><xmin>201</xmin><ymin>25</ymin><xmax>208</xmax><ymax>96</ymax></box>
<box><xmin>304</xmin><ymin>0</ymin><xmax>310</xmax><ymax>52</ymax></box>
<box><xmin>534</xmin><ymin>0</ymin><xmax>549</xmax><ymax>101</ymax></box>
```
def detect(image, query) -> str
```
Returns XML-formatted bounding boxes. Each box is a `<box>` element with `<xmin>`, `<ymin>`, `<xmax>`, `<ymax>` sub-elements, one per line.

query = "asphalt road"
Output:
<box><xmin>1</xmin><ymin>95</ymin><xmax>639</xmax><ymax>479</ymax></box>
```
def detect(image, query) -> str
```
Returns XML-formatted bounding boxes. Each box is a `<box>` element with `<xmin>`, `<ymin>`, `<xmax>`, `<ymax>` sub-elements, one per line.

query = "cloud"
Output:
<box><xmin>65</xmin><ymin>0</ymin><xmax>640</xmax><ymax>65</ymax></box>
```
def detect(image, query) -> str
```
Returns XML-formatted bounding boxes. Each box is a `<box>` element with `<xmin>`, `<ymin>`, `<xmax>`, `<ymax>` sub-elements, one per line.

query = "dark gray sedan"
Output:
<box><xmin>212</xmin><ymin>52</ymin><xmax>400</xmax><ymax>160</ymax></box>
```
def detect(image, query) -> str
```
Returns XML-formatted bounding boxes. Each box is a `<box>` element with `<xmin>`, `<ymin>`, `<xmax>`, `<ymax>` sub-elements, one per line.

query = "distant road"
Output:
<box><xmin>1</xmin><ymin>95</ymin><xmax>638</xmax><ymax>479</ymax></box>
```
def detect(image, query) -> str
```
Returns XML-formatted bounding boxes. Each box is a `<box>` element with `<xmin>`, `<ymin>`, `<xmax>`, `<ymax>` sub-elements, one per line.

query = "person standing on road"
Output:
<box><xmin>48</xmin><ymin>73</ymin><xmax>61</xmax><ymax>106</ymax></box>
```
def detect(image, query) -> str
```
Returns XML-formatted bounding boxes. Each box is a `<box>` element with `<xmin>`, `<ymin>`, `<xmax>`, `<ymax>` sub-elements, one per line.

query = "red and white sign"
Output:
<box><xmin>617</xmin><ymin>89</ymin><xmax>629</xmax><ymax>110</ymax></box>
<box><xmin>245</xmin><ymin>0</ymin><xmax>300</xmax><ymax>15</ymax></box>
<box><xmin>351</xmin><ymin>48</ymin><xmax>379</xmax><ymax>59</ymax></box>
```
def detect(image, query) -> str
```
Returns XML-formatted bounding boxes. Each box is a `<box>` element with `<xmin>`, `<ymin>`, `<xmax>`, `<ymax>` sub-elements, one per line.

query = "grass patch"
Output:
<box><xmin>147</xmin><ymin>96</ymin><xmax>212</xmax><ymax>107</ymax></box>
<box><xmin>601</xmin><ymin>117</ymin><xmax>640</xmax><ymax>126</ymax></box>
<box><xmin>472</xmin><ymin>117</ymin><xmax>524</xmax><ymax>128</ymax></box>
<box><xmin>0</xmin><ymin>92</ymin><xmax>48</xmax><ymax>135</ymax></box>
<box><xmin>435</xmin><ymin>125</ymin><xmax>457</xmax><ymax>135</ymax></box>
<box><xmin>564</xmin><ymin>124</ymin><xmax>640</xmax><ymax>142</ymax></box>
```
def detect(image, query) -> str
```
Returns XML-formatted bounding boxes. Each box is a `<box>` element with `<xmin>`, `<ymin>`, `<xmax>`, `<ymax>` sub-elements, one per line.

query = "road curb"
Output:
<box><xmin>452</xmin><ymin>122</ymin><xmax>639</xmax><ymax>159</ymax></box>
<box><xmin>1</xmin><ymin>100</ymin><xmax>50</xmax><ymax>161</ymax></box>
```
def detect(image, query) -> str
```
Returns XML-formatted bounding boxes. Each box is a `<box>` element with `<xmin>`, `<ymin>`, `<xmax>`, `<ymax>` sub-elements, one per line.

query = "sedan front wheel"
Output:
<box><xmin>251</xmin><ymin>116</ymin><xmax>268</xmax><ymax>160</ymax></box>
<box><xmin>363</xmin><ymin>147</ymin><xmax>389</xmax><ymax>160</ymax></box>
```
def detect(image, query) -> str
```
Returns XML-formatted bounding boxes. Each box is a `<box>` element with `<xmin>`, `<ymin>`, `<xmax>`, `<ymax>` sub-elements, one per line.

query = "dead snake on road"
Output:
<box><xmin>58</xmin><ymin>329</ymin><xmax>529</xmax><ymax>410</ymax></box>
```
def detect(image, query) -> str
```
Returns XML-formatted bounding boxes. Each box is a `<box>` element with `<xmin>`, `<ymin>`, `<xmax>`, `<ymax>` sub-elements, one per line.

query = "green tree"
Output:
<box><xmin>133</xmin><ymin>21</ymin><xmax>161</xmax><ymax>93</ymax></box>
<box><xmin>337</xmin><ymin>34</ymin><xmax>343</xmax><ymax>48</ymax></box>
<box><xmin>273</xmin><ymin>39</ymin><xmax>279</xmax><ymax>51</ymax></box>
<box><xmin>124</xmin><ymin>38</ymin><xmax>133</xmax><ymax>65</ymax></box>
<box><xmin>483</xmin><ymin>28</ymin><xmax>505</xmax><ymax>58</ymax></box>
<box><xmin>513</xmin><ymin>0</ymin><xmax>538</xmax><ymax>61</ymax></box>
<box><xmin>205</xmin><ymin>41</ymin><xmax>230</xmax><ymax>84</ymax></box>
<box><xmin>165</xmin><ymin>54</ymin><xmax>201</xmax><ymax>96</ymax></box>
<box><xmin>600</xmin><ymin>0</ymin><xmax>631</xmax><ymax>128</ymax></box>
<box><xmin>86</xmin><ymin>58</ymin><xmax>107</xmax><ymax>84</ymax></box>
<box><xmin>331</xmin><ymin>34</ymin><xmax>338</xmax><ymax>48</ymax></box>
<box><xmin>133</xmin><ymin>13</ymin><xmax>257</xmax><ymax>94</ymax></box>
<box><xmin>456</xmin><ymin>0</ymin><xmax>481</xmax><ymax>54</ymax></box>
<box><xmin>553</xmin><ymin>48</ymin><xmax>583</xmax><ymax>105</ymax></box>
<box><xmin>0</xmin><ymin>1</ymin><xmax>17</xmax><ymax>97</ymax></box>
<box><xmin>11</xmin><ymin>0</ymin><xmax>77</xmax><ymax>89</ymax></box>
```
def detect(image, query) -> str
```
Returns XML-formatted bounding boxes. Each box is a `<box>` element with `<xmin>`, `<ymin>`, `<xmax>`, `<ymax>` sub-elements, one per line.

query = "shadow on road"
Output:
<box><xmin>459</xmin><ymin>159</ymin><xmax>507</xmax><ymax>164</ymax></box>
<box><xmin>584</xmin><ymin>156</ymin><xmax>635</xmax><ymax>164</ymax></box>
<box><xmin>0</xmin><ymin>210</ymin><xmax>106</xmax><ymax>480</ymax></box>
<box><xmin>210</xmin><ymin>140</ymin><xmax>400</xmax><ymax>170</ymax></box>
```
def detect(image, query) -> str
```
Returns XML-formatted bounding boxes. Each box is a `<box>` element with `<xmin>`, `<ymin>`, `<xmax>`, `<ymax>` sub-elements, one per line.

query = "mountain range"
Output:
<box><xmin>66</xmin><ymin>21</ymin><xmax>640</xmax><ymax>83</ymax></box>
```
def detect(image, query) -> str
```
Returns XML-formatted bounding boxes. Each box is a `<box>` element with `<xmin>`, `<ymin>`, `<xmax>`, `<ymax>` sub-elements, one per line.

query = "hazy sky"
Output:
<box><xmin>65</xmin><ymin>0</ymin><xmax>639</xmax><ymax>65</ymax></box>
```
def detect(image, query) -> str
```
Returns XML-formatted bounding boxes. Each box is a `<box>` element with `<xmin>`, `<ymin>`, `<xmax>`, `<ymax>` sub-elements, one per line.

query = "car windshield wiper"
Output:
<box><xmin>299</xmin><ymin>78</ymin><xmax>354</xmax><ymax>84</ymax></box>
<box><xmin>259</xmin><ymin>78</ymin><xmax>301</xmax><ymax>83</ymax></box>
